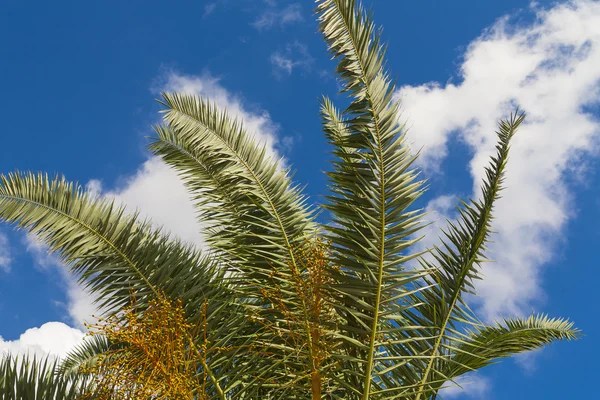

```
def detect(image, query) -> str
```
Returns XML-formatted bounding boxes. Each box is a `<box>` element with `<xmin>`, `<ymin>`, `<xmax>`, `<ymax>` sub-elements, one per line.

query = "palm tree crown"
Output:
<box><xmin>0</xmin><ymin>0</ymin><xmax>578</xmax><ymax>399</ymax></box>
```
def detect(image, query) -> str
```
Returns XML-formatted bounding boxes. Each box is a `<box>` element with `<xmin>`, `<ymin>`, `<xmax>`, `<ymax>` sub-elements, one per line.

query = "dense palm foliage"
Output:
<box><xmin>0</xmin><ymin>0</ymin><xmax>579</xmax><ymax>398</ymax></box>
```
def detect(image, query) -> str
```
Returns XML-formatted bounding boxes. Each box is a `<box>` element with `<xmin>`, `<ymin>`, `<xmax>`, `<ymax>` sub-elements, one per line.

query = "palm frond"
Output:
<box><xmin>0</xmin><ymin>354</ymin><xmax>90</xmax><ymax>399</ymax></box>
<box><xmin>447</xmin><ymin>314</ymin><xmax>579</xmax><ymax>376</ymax></box>
<box><xmin>0</xmin><ymin>172</ymin><xmax>219</xmax><ymax>320</ymax></box>
<box><xmin>409</xmin><ymin>112</ymin><xmax>525</xmax><ymax>399</ymax></box>
<box><xmin>156</xmin><ymin>94</ymin><xmax>315</xmax><ymax>274</ymax></box>
<box><xmin>155</xmin><ymin>94</ymin><xmax>329</xmax><ymax>396</ymax></box>
<box><xmin>317</xmin><ymin>0</ymin><xmax>427</xmax><ymax>397</ymax></box>
<box><xmin>0</xmin><ymin>172</ymin><xmax>245</xmax><ymax>397</ymax></box>
<box><xmin>58</xmin><ymin>335</ymin><xmax>111</xmax><ymax>378</ymax></box>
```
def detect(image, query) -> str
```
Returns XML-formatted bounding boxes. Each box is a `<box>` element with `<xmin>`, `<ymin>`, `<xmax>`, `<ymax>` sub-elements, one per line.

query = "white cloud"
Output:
<box><xmin>252</xmin><ymin>3</ymin><xmax>303</xmax><ymax>30</ymax></box>
<box><xmin>271</xmin><ymin>53</ymin><xmax>295</xmax><ymax>75</ymax></box>
<box><xmin>439</xmin><ymin>374</ymin><xmax>490</xmax><ymax>399</ymax></box>
<box><xmin>23</xmin><ymin>233</ymin><xmax>102</xmax><ymax>329</ymax></box>
<box><xmin>0</xmin><ymin>232</ymin><xmax>12</xmax><ymax>272</ymax></box>
<box><xmin>270</xmin><ymin>41</ymin><xmax>314</xmax><ymax>77</ymax></box>
<box><xmin>0</xmin><ymin>322</ymin><xmax>85</xmax><ymax>360</ymax></box>
<box><xmin>513</xmin><ymin>348</ymin><xmax>542</xmax><ymax>374</ymax></box>
<box><xmin>397</xmin><ymin>0</ymin><xmax>600</xmax><ymax>320</ymax></box>
<box><xmin>97</xmin><ymin>159</ymin><xmax>203</xmax><ymax>249</ymax></box>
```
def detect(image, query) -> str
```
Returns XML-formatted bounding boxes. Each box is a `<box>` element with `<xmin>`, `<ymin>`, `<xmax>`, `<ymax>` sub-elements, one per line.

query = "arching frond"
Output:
<box><xmin>154</xmin><ymin>94</ymin><xmax>329</xmax><ymax>396</ymax></box>
<box><xmin>446</xmin><ymin>314</ymin><xmax>580</xmax><ymax>378</ymax></box>
<box><xmin>58</xmin><ymin>335</ymin><xmax>111</xmax><ymax>378</ymax></box>
<box><xmin>156</xmin><ymin>94</ymin><xmax>315</xmax><ymax>273</ymax></box>
<box><xmin>0</xmin><ymin>172</ymin><xmax>219</xmax><ymax>320</ymax></box>
<box><xmin>0</xmin><ymin>172</ymin><xmax>246</xmax><ymax>397</ymax></box>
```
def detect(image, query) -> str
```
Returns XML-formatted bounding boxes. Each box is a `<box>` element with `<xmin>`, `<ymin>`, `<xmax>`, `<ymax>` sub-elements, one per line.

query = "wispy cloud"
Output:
<box><xmin>0</xmin><ymin>232</ymin><xmax>12</xmax><ymax>272</ymax></box>
<box><xmin>397</xmin><ymin>0</ymin><xmax>600</xmax><ymax>320</ymax></box>
<box><xmin>270</xmin><ymin>41</ymin><xmax>314</xmax><ymax>77</ymax></box>
<box><xmin>203</xmin><ymin>3</ymin><xmax>218</xmax><ymax>18</ymax></box>
<box><xmin>252</xmin><ymin>3</ymin><xmax>303</xmax><ymax>30</ymax></box>
<box><xmin>439</xmin><ymin>373</ymin><xmax>490</xmax><ymax>399</ymax></box>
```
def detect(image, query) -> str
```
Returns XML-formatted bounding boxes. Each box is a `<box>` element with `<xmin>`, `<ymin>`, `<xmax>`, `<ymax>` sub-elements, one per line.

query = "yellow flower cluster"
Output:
<box><xmin>81</xmin><ymin>293</ymin><xmax>209</xmax><ymax>399</ymax></box>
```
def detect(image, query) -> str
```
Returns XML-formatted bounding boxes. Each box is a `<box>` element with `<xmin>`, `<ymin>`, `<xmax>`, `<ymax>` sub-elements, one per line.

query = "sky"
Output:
<box><xmin>0</xmin><ymin>0</ymin><xmax>599</xmax><ymax>398</ymax></box>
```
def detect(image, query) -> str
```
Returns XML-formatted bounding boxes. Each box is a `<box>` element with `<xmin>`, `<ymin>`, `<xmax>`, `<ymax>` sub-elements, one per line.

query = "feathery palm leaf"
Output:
<box><xmin>0</xmin><ymin>173</ymin><xmax>246</xmax><ymax>398</ymax></box>
<box><xmin>153</xmin><ymin>94</ymin><xmax>329</xmax><ymax>396</ymax></box>
<box><xmin>406</xmin><ymin>112</ymin><xmax>525</xmax><ymax>399</ymax></box>
<box><xmin>318</xmin><ymin>0</ymin><xmax>430</xmax><ymax>397</ymax></box>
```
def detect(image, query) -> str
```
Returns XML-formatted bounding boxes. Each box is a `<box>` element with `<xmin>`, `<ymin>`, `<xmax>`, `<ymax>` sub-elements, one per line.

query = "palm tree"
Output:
<box><xmin>0</xmin><ymin>0</ymin><xmax>579</xmax><ymax>398</ymax></box>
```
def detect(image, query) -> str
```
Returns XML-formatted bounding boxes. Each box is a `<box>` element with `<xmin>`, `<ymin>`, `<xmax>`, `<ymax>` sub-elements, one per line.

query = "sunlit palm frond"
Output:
<box><xmin>0</xmin><ymin>172</ymin><xmax>219</xmax><ymax>320</ymax></box>
<box><xmin>0</xmin><ymin>172</ymin><xmax>246</xmax><ymax>397</ymax></box>
<box><xmin>447</xmin><ymin>314</ymin><xmax>579</xmax><ymax>377</ymax></box>
<box><xmin>156</xmin><ymin>93</ymin><xmax>315</xmax><ymax>273</ymax></box>
<box><xmin>317</xmin><ymin>0</ymin><xmax>428</xmax><ymax>397</ymax></box>
<box><xmin>407</xmin><ymin>112</ymin><xmax>525</xmax><ymax>399</ymax></box>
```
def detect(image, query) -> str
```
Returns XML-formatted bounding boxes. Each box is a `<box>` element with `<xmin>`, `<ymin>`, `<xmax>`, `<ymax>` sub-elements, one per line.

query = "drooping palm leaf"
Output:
<box><xmin>156</xmin><ymin>94</ymin><xmax>315</xmax><ymax>273</ymax></box>
<box><xmin>443</xmin><ymin>314</ymin><xmax>579</xmax><ymax>381</ymax></box>
<box><xmin>0</xmin><ymin>172</ymin><xmax>225</xmax><ymax>319</ymax></box>
<box><xmin>153</xmin><ymin>95</ymin><xmax>332</xmax><ymax>397</ymax></box>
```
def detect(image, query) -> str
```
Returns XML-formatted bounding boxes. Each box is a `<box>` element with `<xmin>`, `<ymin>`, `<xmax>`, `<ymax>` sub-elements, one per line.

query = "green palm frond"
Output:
<box><xmin>446</xmin><ymin>314</ymin><xmax>579</xmax><ymax>377</ymax></box>
<box><xmin>156</xmin><ymin>94</ymin><xmax>315</xmax><ymax>273</ymax></box>
<box><xmin>317</xmin><ymin>0</ymin><xmax>428</xmax><ymax>397</ymax></box>
<box><xmin>408</xmin><ymin>112</ymin><xmax>525</xmax><ymax>399</ymax></box>
<box><xmin>0</xmin><ymin>0</ymin><xmax>580</xmax><ymax>398</ymax></box>
<box><xmin>58</xmin><ymin>335</ymin><xmax>111</xmax><ymax>378</ymax></box>
<box><xmin>154</xmin><ymin>94</ymin><xmax>327</xmax><ymax>396</ymax></box>
<box><xmin>0</xmin><ymin>172</ymin><xmax>218</xmax><ymax>320</ymax></box>
<box><xmin>0</xmin><ymin>354</ymin><xmax>91</xmax><ymax>399</ymax></box>
<box><xmin>0</xmin><ymin>172</ymin><xmax>246</xmax><ymax>397</ymax></box>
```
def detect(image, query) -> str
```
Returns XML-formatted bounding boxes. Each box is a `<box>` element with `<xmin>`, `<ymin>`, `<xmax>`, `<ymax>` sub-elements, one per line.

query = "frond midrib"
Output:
<box><xmin>0</xmin><ymin>192</ymin><xmax>159</xmax><ymax>299</ymax></box>
<box><xmin>327</xmin><ymin>3</ymin><xmax>394</xmax><ymax>397</ymax></box>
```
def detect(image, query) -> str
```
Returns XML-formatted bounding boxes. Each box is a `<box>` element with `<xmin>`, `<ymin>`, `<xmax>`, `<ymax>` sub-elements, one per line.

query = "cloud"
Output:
<box><xmin>397</xmin><ymin>0</ymin><xmax>600</xmax><ymax>320</ymax></box>
<box><xmin>90</xmin><ymin>160</ymin><xmax>203</xmax><ymax>249</ymax></box>
<box><xmin>439</xmin><ymin>374</ymin><xmax>490</xmax><ymax>399</ymax></box>
<box><xmin>252</xmin><ymin>3</ymin><xmax>303</xmax><ymax>30</ymax></box>
<box><xmin>203</xmin><ymin>2</ymin><xmax>218</xmax><ymax>17</ymax></box>
<box><xmin>271</xmin><ymin>53</ymin><xmax>295</xmax><ymax>75</ymax></box>
<box><xmin>0</xmin><ymin>322</ymin><xmax>85</xmax><ymax>360</ymax></box>
<box><xmin>270</xmin><ymin>41</ymin><xmax>314</xmax><ymax>77</ymax></box>
<box><xmin>0</xmin><ymin>232</ymin><xmax>12</xmax><ymax>272</ymax></box>
<box><xmin>23</xmin><ymin>233</ymin><xmax>102</xmax><ymax>329</ymax></box>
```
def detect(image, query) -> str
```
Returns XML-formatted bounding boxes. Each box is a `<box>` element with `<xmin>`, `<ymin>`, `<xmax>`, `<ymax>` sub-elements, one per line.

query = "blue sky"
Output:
<box><xmin>1</xmin><ymin>0</ymin><xmax>599</xmax><ymax>398</ymax></box>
